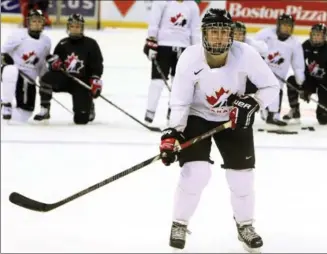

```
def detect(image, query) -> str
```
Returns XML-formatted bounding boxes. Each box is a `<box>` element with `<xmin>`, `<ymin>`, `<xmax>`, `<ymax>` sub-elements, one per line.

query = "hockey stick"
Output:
<box><xmin>19</xmin><ymin>71</ymin><xmax>72</xmax><ymax>114</ymax></box>
<box><xmin>9</xmin><ymin>120</ymin><xmax>232</xmax><ymax>212</ymax></box>
<box><xmin>62</xmin><ymin>71</ymin><xmax>162</xmax><ymax>132</ymax></box>
<box><xmin>153</xmin><ymin>59</ymin><xmax>171</xmax><ymax>92</ymax></box>
<box><xmin>317</xmin><ymin>82</ymin><xmax>327</xmax><ymax>93</ymax></box>
<box><xmin>274</xmin><ymin>73</ymin><xmax>327</xmax><ymax>112</ymax></box>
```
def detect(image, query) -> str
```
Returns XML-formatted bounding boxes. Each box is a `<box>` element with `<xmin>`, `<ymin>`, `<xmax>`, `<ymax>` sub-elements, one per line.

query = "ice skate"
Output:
<box><xmin>236</xmin><ymin>220</ymin><xmax>263</xmax><ymax>253</ymax></box>
<box><xmin>266</xmin><ymin>112</ymin><xmax>287</xmax><ymax>126</ymax></box>
<box><xmin>169</xmin><ymin>221</ymin><xmax>190</xmax><ymax>250</ymax></box>
<box><xmin>1</xmin><ymin>102</ymin><xmax>12</xmax><ymax>120</ymax></box>
<box><xmin>34</xmin><ymin>106</ymin><xmax>50</xmax><ymax>121</ymax></box>
<box><xmin>144</xmin><ymin>110</ymin><xmax>155</xmax><ymax>125</ymax></box>
<box><xmin>282</xmin><ymin>107</ymin><xmax>301</xmax><ymax>124</ymax></box>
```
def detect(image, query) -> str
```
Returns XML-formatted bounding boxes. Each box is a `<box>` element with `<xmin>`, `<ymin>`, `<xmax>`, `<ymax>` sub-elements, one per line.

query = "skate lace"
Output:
<box><xmin>240</xmin><ymin>225</ymin><xmax>258</xmax><ymax>241</ymax></box>
<box><xmin>172</xmin><ymin>224</ymin><xmax>191</xmax><ymax>240</ymax></box>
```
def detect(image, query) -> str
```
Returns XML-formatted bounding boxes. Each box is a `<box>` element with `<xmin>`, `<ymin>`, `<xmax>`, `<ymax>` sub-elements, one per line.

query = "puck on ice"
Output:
<box><xmin>258</xmin><ymin>128</ymin><xmax>265</xmax><ymax>132</ymax></box>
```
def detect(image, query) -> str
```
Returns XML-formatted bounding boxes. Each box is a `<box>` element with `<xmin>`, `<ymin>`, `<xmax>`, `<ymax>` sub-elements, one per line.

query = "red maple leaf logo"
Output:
<box><xmin>64</xmin><ymin>53</ymin><xmax>77</xmax><ymax>68</ymax></box>
<box><xmin>171</xmin><ymin>13</ymin><xmax>182</xmax><ymax>24</ymax></box>
<box><xmin>267</xmin><ymin>51</ymin><xmax>280</xmax><ymax>61</ymax></box>
<box><xmin>308</xmin><ymin>61</ymin><xmax>318</xmax><ymax>73</ymax></box>
<box><xmin>22</xmin><ymin>51</ymin><xmax>36</xmax><ymax>61</ymax></box>
<box><xmin>206</xmin><ymin>88</ymin><xmax>229</xmax><ymax>106</ymax></box>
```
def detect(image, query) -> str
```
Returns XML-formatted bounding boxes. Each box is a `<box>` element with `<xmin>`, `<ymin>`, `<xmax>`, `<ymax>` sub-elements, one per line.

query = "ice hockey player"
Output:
<box><xmin>283</xmin><ymin>23</ymin><xmax>327</xmax><ymax>125</ymax></box>
<box><xmin>233</xmin><ymin>21</ymin><xmax>269</xmax><ymax>95</ymax></box>
<box><xmin>1</xmin><ymin>9</ymin><xmax>51</xmax><ymax>122</ymax></box>
<box><xmin>255</xmin><ymin>14</ymin><xmax>305</xmax><ymax>126</ymax></box>
<box><xmin>34</xmin><ymin>13</ymin><xmax>104</xmax><ymax>125</ymax></box>
<box><xmin>20</xmin><ymin>0</ymin><xmax>52</xmax><ymax>27</ymax></box>
<box><xmin>143</xmin><ymin>0</ymin><xmax>201</xmax><ymax>124</ymax></box>
<box><xmin>233</xmin><ymin>21</ymin><xmax>268</xmax><ymax>58</ymax></box>
<box><xmin>159</xmin><ymin>8</ymin><xmax>279</xmax><ymax>253</ymax></box>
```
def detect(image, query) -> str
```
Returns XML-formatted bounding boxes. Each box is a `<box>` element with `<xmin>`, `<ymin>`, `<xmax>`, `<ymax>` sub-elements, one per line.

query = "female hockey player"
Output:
<box><xmin>254</xmin><ymin>14</ymin><xmax>305</xmax><ymax>126</ymax></box>
<box><xmin>1</xmin><ymin>9</ymin><xmax>51</xmax><ymax>122</ymax></box>
<box><xmin>34</xmin><ymin>13</ymin><xmax>104</xmax><ymax>125</ymax></box>
<box><xmin>143</xmin><ymin>0</ymin><xmax>201</xmax><ymax>124</ymax></box>
<box><xmin>283</xmin><ymin>23</ymin><xmax>327</xmax><ymax>125</ymax></box>
<box><xmin>159</xmin><ymin>8</ymin><xmax>280</xmax><ymax>253</ymax></box>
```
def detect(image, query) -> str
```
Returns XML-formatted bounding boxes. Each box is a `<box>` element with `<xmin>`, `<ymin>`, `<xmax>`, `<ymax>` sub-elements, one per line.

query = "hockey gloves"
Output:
<box><xmin>229</xmin><ymin>95</ymin><xmax>260</xmax><ymax>129</ymax></box>
<box><xmin>90</xmin><ymin>76</ymin><xmax>102</xmax><ymax>98</ymax></box>
<box><xmin>143</xmin><ymin>37</ymin><xmax>158</xmax><ymax>60</ymax></box>
<box><xmin>299</xmin><ymin>78</ymin><xmax>316</xmax><ymax>103</ymax></box>
<box><xmin>46</xmin><ymin>54</ymin><xmax>64</xmax><ymax>71</ymax></box>
<box><xmin>160</xmin><ymin>128</ymin><xmax>185</xmax><ymax>166</ymax></box>
<box><xmin>1</xmin><ymin>53</ymin><xmax>14</xmax><ymax>66</ymax></box>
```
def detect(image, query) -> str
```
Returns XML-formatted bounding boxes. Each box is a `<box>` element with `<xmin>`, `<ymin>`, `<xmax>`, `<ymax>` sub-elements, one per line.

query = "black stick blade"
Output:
<box><xmin>9</xmin><ymin>192</ymin><xmax>50</xmax><ymax>212</ymax></box>
<box><xmin>147</xmin><ymin>126</ymin><xmax>162</xmax><ymax>132</ymax></box>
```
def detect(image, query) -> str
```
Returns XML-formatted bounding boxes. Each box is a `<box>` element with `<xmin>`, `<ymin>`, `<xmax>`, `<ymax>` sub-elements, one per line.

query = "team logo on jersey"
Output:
<box><xmin>64</xmin><ymin>53</ymin><xmax>84</xmax><ymax>73</ymax></box>
<box><xmin>267</xmin><ymin>51</ymin><xmax>284</xmax><ymax>66</ymax></box>
<box><xmin>22</xmin><ymin>51</ymin><xmax>39</xmax><ymax>65</ymax></box>
<box><xmin>170</xmin><ymin>13</ymin><xmax>187</xmax><ymax>27</ymax></box>
<box><xmin>306</xmin><ymin>59</ymin><xmax>325</xmax><ymax>79</ymax></box>
<box><xmin>206</xmin><ymin>87</ymin><xmax>230</xmax><ymax>108</ymax></box>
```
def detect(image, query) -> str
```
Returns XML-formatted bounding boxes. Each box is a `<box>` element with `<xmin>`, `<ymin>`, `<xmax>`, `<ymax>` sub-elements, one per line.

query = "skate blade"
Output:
<box><xmin>238</xmin><ymin>235</ymin><xmax>261</xmax><ymax>253</ymax></box>
<box><xmin>171</xmin><ymin>247</ymin><xmax>187</xmax><ymax>253</ymax></box>
<box><xmin>283</xmin><ymin>118</ymin><xmax>301</xmax><ymax>125</ymax></box>
<box><xmin>32</xmin><ymin>119</ymin><xmax>50</xmax><ymax>125</ymax></box>
<box><xmin>242</xmin><ymin>242</ymin><xmax>261</xmax><ymax>253</ymax></box>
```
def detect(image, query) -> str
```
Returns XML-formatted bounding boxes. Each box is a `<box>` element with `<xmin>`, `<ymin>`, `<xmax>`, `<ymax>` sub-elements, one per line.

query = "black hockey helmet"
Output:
<box><xmin>201</xmin><ymin>8</ymin><xmax>234</xmax><ymax>55</ymax></box>
<box><xmin>67</xmin><ymin>13</ymin><xmax>85</xmax><ymax>39</ymax></box>
<box><xmin>276</xmin><ymin>14</ymin><xmax>294</xmax><ymax>41</ymax></box>
<box><xmin>310</xmin><ymin>23</ymin><xmax>327</xmax><ymax>47</ymax></box>
<box><xmin>234</xmin><ymin>21</ymin><xmax>246</xmax><ymax>42</ymax></box>
<box><xmin>27</xmin><ymin>9</ymin><xmax>45</xmax><ymax>37</ymax></box>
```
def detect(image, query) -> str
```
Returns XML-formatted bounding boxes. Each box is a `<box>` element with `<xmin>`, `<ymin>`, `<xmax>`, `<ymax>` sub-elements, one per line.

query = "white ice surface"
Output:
<box><xmin>1</xmin><ymin>24</ymin><xmax>327</xmax><ymax>253</ymax></box>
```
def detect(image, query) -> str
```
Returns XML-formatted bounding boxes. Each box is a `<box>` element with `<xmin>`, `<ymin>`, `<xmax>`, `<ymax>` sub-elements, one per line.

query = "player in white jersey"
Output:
<box><xmin>159</xmin><ymin>9</ymin><xmax>279</xmax><ymax>253</ymax></box>
<box><xmin>233</xmin><ymin>21</ymin><xmax>270</xmax><ymax>96</ymax></box>
<box><xmin>233</xmin><ymin>21</ymin><xmax>268</xmax><ymax>58</ymax></box>
<box><xmin>254</xmin><ymin>14</ymin><xmax>305</xmax><ymax>126</ymax></box>
<box><xmin>1</xmin><ymin>9</ymin><xmax>51</xmax><ymax>122</ymax></box>
<box><xmin>143</xmin><ymin>0</ymin><xmax>200</xmax><ymax>124</ymax></box>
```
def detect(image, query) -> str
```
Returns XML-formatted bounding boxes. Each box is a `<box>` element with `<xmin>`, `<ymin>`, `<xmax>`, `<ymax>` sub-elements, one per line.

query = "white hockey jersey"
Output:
<box><xmin>169</xmin><ymin>41</ymin><xmax>280</xmax><ymax>132</ymax></box>
<box><xmin>147</xmin><ymin>0</ymin><xmax>201</xmax><ymax>48</ymax></box>
<box><xmin>245</xmin><ymin>37</ymin><xmax>268</xmax><ymax>58</ymax></box>
<box><xmin>254</xmin><ymin>27</ymin><xmax>305</xmax><ymax>85</ymax></box>
<box><xmin>1</xmin><ymin>29</ymin><xmax>51</xmax><ymax>80</ymax></box>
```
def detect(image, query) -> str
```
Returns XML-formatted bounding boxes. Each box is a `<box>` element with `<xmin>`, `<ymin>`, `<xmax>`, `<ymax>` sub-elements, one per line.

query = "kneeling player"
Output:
<box><xmin>283</xmin><ymin>23</ymin><xmax>327</xmax><ymax>125</ymax></box>
<box><xmin>34</xmin><ymin>13</ymin><xmax>104</xmax><ymax>125</ymax></box>
<box><xmin>1</xmin><ymin>9</ymin><xmax>51</xmax><ymax>122</ymax></box>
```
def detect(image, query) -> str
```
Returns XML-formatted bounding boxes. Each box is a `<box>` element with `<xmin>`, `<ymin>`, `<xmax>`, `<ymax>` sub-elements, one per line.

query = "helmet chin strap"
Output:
<box><xmin>28</xmin><ymin>29</ymin><xmax>41</xmax><ymax>39</ymax></box>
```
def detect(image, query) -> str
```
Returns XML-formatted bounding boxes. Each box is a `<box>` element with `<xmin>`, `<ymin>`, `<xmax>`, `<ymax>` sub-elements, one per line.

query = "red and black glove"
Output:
<box><xmin>160</xmin><ymin>128</ymin><xmax>185</xmax><ymax>166</ymax></box>
<box><xmin>143</xmin><ymin>37</ymin><xmax>158</xmax><ymax>60</ymax></box>
<box><xmin>46</xmin><ymin>54</ymin><xmax>63</xmax><ymax>71</ymax></box>
<box><xmin>229</xmin><ymin>95</ymin><xmax>260</xmax><ymax>129</ymax></box>
<box><xmin>90</xmin><ymin>76</ymin><xmax>102</xmax><ymax>98</ymax></box>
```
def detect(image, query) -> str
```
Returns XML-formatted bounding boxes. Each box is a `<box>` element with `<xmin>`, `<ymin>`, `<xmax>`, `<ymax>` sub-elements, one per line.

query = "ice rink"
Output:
<box><xmin>1</xmin><ymin>24</ymin><xmax>327</xmax><ymax>253</ymax></box>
